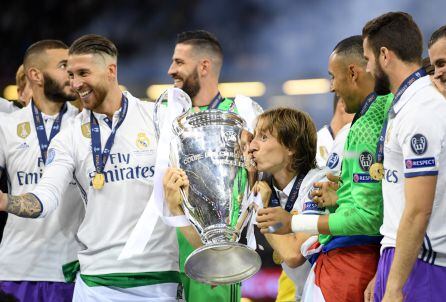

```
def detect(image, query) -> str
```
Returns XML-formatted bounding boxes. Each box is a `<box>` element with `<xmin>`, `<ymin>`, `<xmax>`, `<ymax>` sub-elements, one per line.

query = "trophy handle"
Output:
<box><xmin>153</xmin><ymin>90</ymin><xmax>167</xmax><ymax>140</ymax></box>
<box><xmin>153</xmin><ymin>88</ymin><xmax>192</xmax><ymax>140</ymax></box>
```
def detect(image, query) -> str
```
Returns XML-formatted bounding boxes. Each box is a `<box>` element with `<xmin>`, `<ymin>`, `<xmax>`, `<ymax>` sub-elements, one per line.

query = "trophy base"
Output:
<box><xmin>184</xmin><ymin>242</ymin><xmax>261</xmax><ymax>285</ymax></box>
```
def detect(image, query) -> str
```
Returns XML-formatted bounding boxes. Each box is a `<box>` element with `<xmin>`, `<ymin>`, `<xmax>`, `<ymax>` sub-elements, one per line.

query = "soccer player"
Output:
<box><xmin>249</xmin><ymin>108</ymin><xmax>324</xmax><ymax>302</ymax></box>
<box><xmin>0</xmin><ymin>34</ymin><xmax>181</xmax><ymax>301</ymax></box>
<box><xmin>163</xmin><ymin>107</ymin><xmax>323</xmax><ymax>301</ymax></box>
<box><xmin>256</xmin><ymin>35</ymin><xmax>393</xmax><ymax>301</ymax></box>
<box><xmin>166</xmin><ymin>30</ymin><xmax>262</xmax><ymax>302</ymax></box>
<box><xmin>0</xmin><ymin>40</ymin><xmax>84</xmax><ymax>302</ymax></box>
<box><xmin>428</xmin><ymin>25</ymin><xmax>446</xmax><ymax>98</ymax></box>
<box><xmin>363</xmin><ymin>12</ymin><xmax>446</xmax><ymax>302</ymax></box>
<box><xmin>276</xmin><ymin>95</ymin><xmax>352</xmax><ymax>302</ymax></box>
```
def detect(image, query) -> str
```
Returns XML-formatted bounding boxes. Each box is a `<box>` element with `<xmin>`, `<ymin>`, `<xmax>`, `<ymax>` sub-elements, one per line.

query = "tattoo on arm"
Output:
<box><xmin>6</xmin><ymin>194</ymin><xmax>42</xmax><ymax>218</ymax></box>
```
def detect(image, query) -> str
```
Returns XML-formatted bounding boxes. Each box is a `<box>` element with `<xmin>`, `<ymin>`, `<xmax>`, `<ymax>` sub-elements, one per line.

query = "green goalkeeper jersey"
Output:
<box><xmin>319</xmin><ymin>93</ymin><xmax>393</xmax><ymax>245</ymax></box>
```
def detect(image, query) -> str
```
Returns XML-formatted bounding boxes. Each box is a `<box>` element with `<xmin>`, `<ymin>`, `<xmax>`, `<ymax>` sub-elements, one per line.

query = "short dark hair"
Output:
<box><xmin>429</xmin><ymin>25</ymin><xmax>446</xmax><ymax>48</ymax></box>
<box><xmin>256</xmin><ymin>108</ymin><xmax>317</xmax><ymax>175</ymax></box>
<box><xmin>333</xmin><ymin>35</ymin><xmax>364</xmax><ymax>60</ymax></box>
<box><xmin>362</xmin><ymin>12</ymin><xmax>423</xmax><ymax>64</ymax></box>
<box><xmin>69</xmin><ymin>34</ymin><xmax>118</xmax><ymax>59</ymax></box>
<box><xmin>23</xmin><ymin>39</ymin><xmax>68</xmax><ymax>69</ymax></box>
<box><xmin>333</xmin><ymin>35</ymin><xmax>366</xmax><ymax>66</ymax></box>
<box><xmin>176</xmin><ymin>30</ymin><xmax>223</xmax><ymax>60</ymax></box>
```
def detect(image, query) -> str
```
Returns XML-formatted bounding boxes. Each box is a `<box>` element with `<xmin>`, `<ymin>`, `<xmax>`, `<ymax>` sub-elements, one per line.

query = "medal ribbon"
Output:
<box><xmin>351</xmin><ymin>92</ymin><xmax>377</xmax><ymax>126</ymax></box>
<box><xmin>204</xmin><ymin>92</ymin><xmax>224</xmax><ymax>109</ymax></box>
<box><xmin>31</xmin><ymin>100</ymin><xmax>68</xmax><ymax>163</ymax></box>
<box><xmin>269</xmin><ymin>173</ymin><xmax>305</xmax><ymax>212</ymax></box>
<box><xmin>375</xmin><ymin>68</ymin><xmax>426</xmax><ymax>164</ymax></box>
<box><xmin>90</xmin><ymin>95</ymin><xmax>129</xmax><ymax>175</ymax></box>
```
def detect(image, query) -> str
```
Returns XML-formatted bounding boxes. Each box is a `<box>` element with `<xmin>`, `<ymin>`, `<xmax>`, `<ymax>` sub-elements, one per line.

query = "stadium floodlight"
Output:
<box><xmin>283</xmin><ymin>78</ymin><xmax>330</xmax><ymax>95</ymax></box>
<box><xmin>3</xmin><ymin>85</ymin><xmax>18</xmax><ymax>100</ymax></box>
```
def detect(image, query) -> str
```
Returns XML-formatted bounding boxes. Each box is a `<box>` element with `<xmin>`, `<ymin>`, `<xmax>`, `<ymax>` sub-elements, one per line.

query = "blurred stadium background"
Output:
<box><xmin>1</xmin><ymin>1</ymin><xmax>445</xmax><ymax>301</ymax></box>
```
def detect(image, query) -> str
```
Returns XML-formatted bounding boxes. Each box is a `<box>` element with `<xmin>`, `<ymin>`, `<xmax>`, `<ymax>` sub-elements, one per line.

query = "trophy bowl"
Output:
<box><xmin>171</xmin><ymin>109</ymin><xmax>261</xmax><ymax>285</ymax></box>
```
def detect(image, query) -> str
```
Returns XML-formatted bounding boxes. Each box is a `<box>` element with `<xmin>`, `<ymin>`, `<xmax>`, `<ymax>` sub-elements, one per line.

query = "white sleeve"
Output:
<box><xmin>0</xmin><ymin>98</ymin><xmax>14</xmax><ymax>114</ymax></box>
<box><xmin>295</xmin><ymin>169</ymin><xmax>329</xmax><ymax>215</ymax></box>
<box><xmin>31</xmin><ymin>124</ymin><xmax>76</xmax><ymax>217</ymax></box>
<box><xmin>398</xmin><ymin>108</ymin><xmax>444</xmax><ymax>178</ymax></box>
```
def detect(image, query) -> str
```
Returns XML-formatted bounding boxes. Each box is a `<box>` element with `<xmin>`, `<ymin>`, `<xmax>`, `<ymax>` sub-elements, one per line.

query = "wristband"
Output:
<box><xmin>291</xmin><ymin>214</ymin><xmax>319</xmax><ymax>234</ymax></box>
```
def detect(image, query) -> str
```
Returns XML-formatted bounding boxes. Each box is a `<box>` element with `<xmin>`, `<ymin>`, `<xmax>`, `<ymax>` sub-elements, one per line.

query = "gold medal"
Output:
<box><xmin>92</xmin><ymin>173</ymin><xmax>105</xmax><ymax>190</ymax></box>
<box><xmin>272</xmin><ymin>250</ymin><xmax>283</xmax><ymax>265</ymax></box>
<box><xmin>369</xmin><ymin>163</ymin><xmax>384</xmax><ymax>181</ymax></box>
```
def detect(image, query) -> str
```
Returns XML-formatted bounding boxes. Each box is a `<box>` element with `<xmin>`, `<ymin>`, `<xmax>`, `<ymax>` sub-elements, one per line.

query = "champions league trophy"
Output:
<box><xmin>155</xmin><ymin>89</ymin><xmax>261</xmax><ymax>285</ymax></box>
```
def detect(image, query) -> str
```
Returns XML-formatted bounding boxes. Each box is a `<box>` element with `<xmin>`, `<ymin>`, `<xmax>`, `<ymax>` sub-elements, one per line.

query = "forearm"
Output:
<box><xmin>264</xmin><ymin>233</ymin><xmax>306</xmax><ymax>268</ymax></box>
<box><xmin>178</xmin><ymin>225</ymin><xmax>203</xmax><ymax>249</ymax></box>
<box><xmin>305</xmin><ymin>189</ymin><xmax>382</xmax><ymax>236</ymax></box>
<box><xmin>321</xmin><ymin>208</ymin><xmax>382</xmax><ymax>236</ymax></box>
<box><xmin>2</xmin><ymin>192</ymin><xmax>42</xmax><ymax>218</ymax></box>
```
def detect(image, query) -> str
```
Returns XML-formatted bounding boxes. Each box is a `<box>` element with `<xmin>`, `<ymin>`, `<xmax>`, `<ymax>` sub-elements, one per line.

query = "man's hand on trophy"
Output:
<box><xmin>252</xmin><ymin>181</ymin><xmax>271</xmax><ymax>208</ymax></box>
<box><xmin>163</xmin><ymin>168</ymin><xmax>189</xmax><ymax>216</ymax></box>
<box><xmin>311</xmin><ymin>172</ymin><xmax>340</xmax><ymax>208</ymax></box>
<box><xmin>256</xmin><ymin>207</ymin><xmax>292</xmax><ymax>235</ymax></box>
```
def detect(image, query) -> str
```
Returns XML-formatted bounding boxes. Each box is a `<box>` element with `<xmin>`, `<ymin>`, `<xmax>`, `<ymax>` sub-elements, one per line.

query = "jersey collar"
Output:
<box><xmin>392</xmin><ymin>75</ymin><xmax>430</xmax><ymax>116</ymax></box>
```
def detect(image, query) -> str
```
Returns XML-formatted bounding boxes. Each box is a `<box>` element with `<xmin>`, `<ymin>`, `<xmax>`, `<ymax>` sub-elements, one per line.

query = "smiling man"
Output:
<box><xmin>168</xmin><ymin>29</ymin><xmax>226</xmax><ymax>300</ymax></box>
<box><xmin>428</xmin><ymin>25</ymin><xmax>446</xmax><ymax>97</ymax></box>
<box><xmin>165</xmin><ymin>30</ymin><xmax>263</xmax><ymax>302</ymax></box>
<box><xmin>0</xmin><ymin>34</ymin><xmax>181</xmax><ymax>302</ymax></box>
<box><xmin>168</xmin><ymin>30</ymin><xmax>227</xmax><ymax>111</ymax></box>
<box><xmin>363</xmin><ymin>12</ymin><xmax>446</xmax><ymax>302</ymax></box>
<box><xmin>0</xmin><ymin>40</ymin><xmax>83</xmax><ymax>302</ymax></box>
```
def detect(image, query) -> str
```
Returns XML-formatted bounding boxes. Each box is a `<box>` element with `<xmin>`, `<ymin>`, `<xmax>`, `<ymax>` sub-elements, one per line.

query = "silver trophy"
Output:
<box><xmin>155</xmin><ymin>90</ymin><xmax>261</xmax><ymax>285</ymax></box>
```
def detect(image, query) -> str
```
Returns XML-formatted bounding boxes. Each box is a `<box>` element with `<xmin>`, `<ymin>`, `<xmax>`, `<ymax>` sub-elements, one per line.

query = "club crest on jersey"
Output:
<box><xmin>326</xmin><ymin>153</ymin><xmax>339</xmax><ymax>169</ymax></box>
<box><xmin>136</xmin><ymin>133</ymin><xmax>150</xmax><ymax>150</ymax></box>
<box><xmin>81</xmin><ymin>122</ymin><xmax>91</xmax><ymax>138</ymax></box>
<box><xmin>410</xmin><ymin>134</ymin><xmax>428</xmax><ymax>155</ymax></box>
<box><xmin>359</xmin><ymin>151</ymin><xmax>374</xmax><ymax>171</ymax></box>
<box><xmin>17</xmin><ymin>122</ymin><xmax>31</xmax><ymax>139</ymax></box>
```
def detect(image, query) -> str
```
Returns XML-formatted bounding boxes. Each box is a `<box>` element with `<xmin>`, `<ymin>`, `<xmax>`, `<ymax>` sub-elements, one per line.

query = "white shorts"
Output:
<box><xmin>73</xmin><ymin>273</ymin><xmax>180</xmax><ymax>302</ymax></box>
<box><xmin>301</xmin><ymin>263</ymin><xmax>325</xmax><ymax>302</ymax></box>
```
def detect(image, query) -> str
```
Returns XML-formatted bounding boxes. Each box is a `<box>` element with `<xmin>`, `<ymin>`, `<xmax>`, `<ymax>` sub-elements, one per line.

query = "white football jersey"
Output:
<box><xmin>275</xmin><ymin>168</ymin><xmax>329</xmax><ymax>299</ymax></box>
<box><xmin>294</xmin><ymin>167</ymin><xmax>331</xmax><ymax>216</ymax></box>
<box><xmin>0</xmin><ymin>97</ymin><xmax>18</xmax><ymax>113</ymax></box>
<box><xmin>325</xmin><ymin>123</ymin><xmax>350</xmax><ymax>173</ymax></box>
<box><xmin>0</xmin><ymin>101</ymin><xmax>84</xmax><ymax>281</ymax></box>
<box><xmin>381</xmin><ymin>76</ymin><xmax>446</xmax><ymax>266</ymax></box>
<box><xmin>32</xmin><ymin>92</ymin><xmax>179</xmax><ymax>276</ymax></box>
<box><xmin>316</xmin><ymin>125</ymin><xmax>334</xmax><ymax>168</ymax></box>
